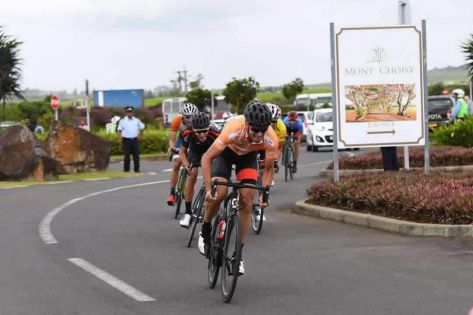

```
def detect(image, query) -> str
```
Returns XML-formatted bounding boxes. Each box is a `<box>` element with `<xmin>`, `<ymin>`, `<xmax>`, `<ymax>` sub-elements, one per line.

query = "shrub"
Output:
<box><xmin>95</xmin><ymin>128</ymin><xmax>169</xmax><ymax>155</ymax></box>
<box><xmin>431</xmin><ymin>116</ymin><xmax>473</xmax><ymax>147</ymax></box>
<box><xmin>307</xmin><ymin>170</ymin><xmax>473</xmax><ymax>224</ymax></box>
<box><xmin>327</xmin><ymin>146</ymin><xmax>473</xmax><ymax>170</ymax></box>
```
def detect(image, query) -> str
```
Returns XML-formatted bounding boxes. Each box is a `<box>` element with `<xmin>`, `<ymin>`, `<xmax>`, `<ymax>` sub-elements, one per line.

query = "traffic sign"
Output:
<box><xmin>51</xmin><ymin>95</ymin><xmax>60</xmax><ymax>110</ymax></box>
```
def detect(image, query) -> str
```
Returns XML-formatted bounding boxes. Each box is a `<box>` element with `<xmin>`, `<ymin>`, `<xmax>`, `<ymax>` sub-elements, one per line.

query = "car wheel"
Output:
<box><xmin>306</xmin><ymin>133</ymin><xmax>313</xmax><ymax>151</ymax></box>
<box><xmin>312</xmin><ymin>145</ymin><xmax>319</xmax><ymax>152</ymax></box>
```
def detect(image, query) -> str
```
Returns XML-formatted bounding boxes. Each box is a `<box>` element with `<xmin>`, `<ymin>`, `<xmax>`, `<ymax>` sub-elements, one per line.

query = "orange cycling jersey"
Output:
<box><xmin>214</xmin><ymin>115</ymin><xmax>278</xmax><ymax>159</ymax></box>
<box><xmin>170</xmin><ymin>115</ymin><xmax>190</xmax><ymax>133</ymax></box>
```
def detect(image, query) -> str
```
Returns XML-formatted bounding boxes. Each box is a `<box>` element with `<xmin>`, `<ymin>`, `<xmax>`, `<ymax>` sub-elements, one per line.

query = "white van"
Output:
<box><xmin>162</xmin><ymin>97</ymin><xmax>187</xmax><ymax>126</ymax></box>
<box><xmin>294</xmin><ymin>93</ymin><xmax>332</xmax><ymax>109</ymax></box>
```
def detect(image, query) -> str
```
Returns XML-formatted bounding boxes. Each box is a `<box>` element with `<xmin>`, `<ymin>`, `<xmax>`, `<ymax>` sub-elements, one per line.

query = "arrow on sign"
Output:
<box><xmin>367</xmin><ymin>129</ymin><xmax>396</xmax><ymax>135</ymax></box>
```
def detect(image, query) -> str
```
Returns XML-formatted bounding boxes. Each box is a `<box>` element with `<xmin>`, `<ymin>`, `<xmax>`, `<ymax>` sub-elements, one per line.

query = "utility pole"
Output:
<box><xmin>85</xmin><ymin>79</ymin><xmax>90</xmax><ymax>131</ymax></box>
<box><xmin>176</xmin><ymin>71</ymin><xmax>182</xmax><ymax>93</ymax></box>
<box><xmin>182</xmin><ymin>68</ymin><xmax>188</xmax><ymax>94</ymax></box>
<box><xmin>399</xmin><ymin>0</ymin><xmax>411</xmax><ymax>169</ymax></box>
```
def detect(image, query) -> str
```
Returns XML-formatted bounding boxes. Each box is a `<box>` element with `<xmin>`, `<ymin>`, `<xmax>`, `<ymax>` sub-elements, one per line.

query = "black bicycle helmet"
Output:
<box><xmin>243</xmin><ymin>100</ymin><xmax>272</xmax><ymax>128</ymax></box>
<box><xmin>191</xmin><ymin>112</ymin><xmax>210</xmax><ymax>130</ymax></box>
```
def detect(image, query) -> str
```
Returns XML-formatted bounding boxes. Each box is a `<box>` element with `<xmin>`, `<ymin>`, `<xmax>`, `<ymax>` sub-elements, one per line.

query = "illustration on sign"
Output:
<box><xmin>345</xmin><ymin>84</ymin><xmax>416</xmax><ymax>122</ymax></box>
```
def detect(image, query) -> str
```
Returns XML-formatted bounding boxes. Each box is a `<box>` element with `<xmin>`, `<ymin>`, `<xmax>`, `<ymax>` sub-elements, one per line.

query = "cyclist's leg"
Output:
<box><xmin>168</xmin><ymin>136</ymin><xmax>183</xmax><ymax>204</ymax></box>
<box><xmin>235</xmin><ymin>151</ymin><xmax>258</xmax><ymax>244</ymax></box>
<box><xmin>184</xmin><ymin>150</ymin><xmax>200</xmax><ymax>214</ymax></box>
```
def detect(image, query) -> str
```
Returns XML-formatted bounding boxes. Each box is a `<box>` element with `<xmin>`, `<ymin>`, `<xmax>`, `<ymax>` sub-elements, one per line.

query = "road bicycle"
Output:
<box><xmin>251</xmin><ymin>158</ymin><xmax>265</xmax><ymax>234</ymax></box>
<box><xmin>174</xmin><ymin>163</ymin><xmax>193</xmax><ymax>219</ymax></box>
<box><xmin>207</xmin><ymin>180</ymin><xmax>269</xmax><ymax>303</ymax></box>
<box><xmin>282</xmin><ymin>136</ymin><xmax>297</xmax><ymax>182</ymax></box>
<box><xmin>186</xmin><ymin>184</ymin><xmax>206</xmax><ymax>248</ymax></box>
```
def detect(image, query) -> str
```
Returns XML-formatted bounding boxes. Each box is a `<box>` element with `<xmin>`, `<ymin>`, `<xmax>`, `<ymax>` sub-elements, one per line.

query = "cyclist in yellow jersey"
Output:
<box><xmin>266</xmin><ymin>103</ymin><xmax>285</xmax><ymax>185</ymax></box>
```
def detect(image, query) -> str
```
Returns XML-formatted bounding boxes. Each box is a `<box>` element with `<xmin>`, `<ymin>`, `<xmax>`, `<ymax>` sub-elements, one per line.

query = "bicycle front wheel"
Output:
<box><xmin>208</xmin><ymin>215</ymin><xmax>221</xmax><ymax>289</ymax></box>
<box><xmin>221</xmin><ymin>215</ymin><xmax>242</xmax><ymax>303</ymax></box>
<box><xmin>187</xmin><ymin>187</ymin><xmax>205</xmax><ymax>248</ymax></box>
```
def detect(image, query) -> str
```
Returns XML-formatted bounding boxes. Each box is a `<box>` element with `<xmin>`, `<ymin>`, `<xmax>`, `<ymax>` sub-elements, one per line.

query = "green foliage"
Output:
<box><xmin>186</xmin><ymin>88</ymin><xmax>211</xmax><ymax>111</ymax></box>
<box><xmin>144</xmin><ymin>97</ymin><xmax>164</xmax><ymax>108</ymax></box>
<box><xmin>223</xmin><ymin>77</ymin><xmax>260</xmax><ymax>114</ymax></box>
<box><xmin>189</xmin><ymin>74</ymin><xmax>204</xmax><ymax>90</ymax></box>
<box><xmin>431</xmin><ymin>117</ymin><xmax>473</xmax><ymax>147</ymax></box>
<box><xmin>256</xmin><ymin>91</ymin><xmax>287</xmax><ymax>105</ymax></box>
<box><xmin>86</xmin><ymin>128</ymin><xmax>169</xmax><ymax>155</ymax></box>
<box><xmin>0</xmin><ymin>27</ymin><xmax>24</xmax><ymax>120</ymax></box>
<box><xmin>461</xmin><ymin>34</ymin><xmax>473</xmax><ymax>80</ymax></box>
<box><xmin>282</xmin><ymin>78</ymin><xmax>304</xmax><ymax>103</ymax></box>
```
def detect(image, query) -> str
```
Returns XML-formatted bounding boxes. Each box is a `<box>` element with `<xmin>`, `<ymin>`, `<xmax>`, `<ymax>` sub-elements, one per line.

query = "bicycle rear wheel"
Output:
<box><xmin>221</xmin><ymin>215</ymin><xmax>241</xmax><ymax>303</ymax></box>
<box><xmin>288</xmin><ymin>147</ymin><xmax>294</xmax><ymax>180</ymax></box>
<box><xmin>187</xmin><ymin>187</ymin><xmax>205</xmax><ymax>248</ymax></box>
<box><xmin>208</xmin><ymin>215</ymin><xmax>221</xmax><ymax>289</ymax></box>
<box><xmin>251</xmin><ymin>204</ymin><xmax>264</xmax><ymax>234</ymax></box>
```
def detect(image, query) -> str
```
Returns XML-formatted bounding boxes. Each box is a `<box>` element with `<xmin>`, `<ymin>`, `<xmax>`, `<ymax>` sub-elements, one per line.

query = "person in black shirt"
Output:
<box><xmin>179</xmin><ymin>113</ymin><xmax>219</xmax><ymax>228</ymax></box>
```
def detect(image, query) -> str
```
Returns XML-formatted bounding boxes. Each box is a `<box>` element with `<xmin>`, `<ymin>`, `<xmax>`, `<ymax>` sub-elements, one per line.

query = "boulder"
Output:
<box><xmin>45</xmin><ymin>122</ymin><xmax>111</xmax><ymax>173</ymax></box>
<box><xmin>0</xmin><ymin>125</ymin><xmax>58</xmax><ymax>181</ymax></box>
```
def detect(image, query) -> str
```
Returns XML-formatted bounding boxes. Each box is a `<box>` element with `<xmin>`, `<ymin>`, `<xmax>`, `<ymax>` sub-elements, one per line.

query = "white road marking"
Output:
<box><xmin>47</xmin><ymin>181</ymin><xmax>73</xmax><ymax>185</ymax></box>
<box><xmin>39</xmin><ymin>179</ymin><xmax>170</xmax><ymax>245</ymax></box>
<box><xmin>147</xmin><ymin>172</ymin><xmax>157</xmax><ymax>175</ymax></box>
<box><xmin>68</xmin><ymin>258</ymin><xmax>155</xmax><ymax>302</ymax></box>
<box><xmin>162</xmin><ymin>168</ymin><xmax>172</xmax><ymax>173</ymax></box>
<box><xmin>84</xmin><ymin>177</ymin><xmax>111</xmax><ymax>181</ymax></box>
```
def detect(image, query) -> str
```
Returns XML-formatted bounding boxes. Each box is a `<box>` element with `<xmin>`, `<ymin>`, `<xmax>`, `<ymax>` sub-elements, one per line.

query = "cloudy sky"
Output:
<box><xmin>0</xmin><ymin>0</ymin><xmax>472</xmax><ymax>92</ymax></box>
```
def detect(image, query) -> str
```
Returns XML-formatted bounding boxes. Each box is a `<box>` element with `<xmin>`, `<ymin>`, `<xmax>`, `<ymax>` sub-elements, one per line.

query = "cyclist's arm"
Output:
<box><xmin>179</xmin><ymin>146</ymin><xmax>190</xmax><ymax>169</ymax></box>
<box><xmin>262</xmin><ymin>156</ymin><xmax>274</xmax><ymax>188</ymax></box>
<box><xmin>169</xmin><ymin>130</ymin><xmax>177</xmax><ymax>149</ymax></box>
<box><xmin>201</xmin><ymin>143</ymin><xmax>225</xmax><ymax>192</ymax></box>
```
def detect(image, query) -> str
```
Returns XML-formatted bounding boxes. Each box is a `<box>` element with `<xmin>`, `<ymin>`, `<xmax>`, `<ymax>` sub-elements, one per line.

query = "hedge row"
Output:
<box><xmin>37</xmin><ymin>129</ymin><xmax>169</xmax><ymax>155</ymax></box>
<box><xmin>327</xmin><ymin>146</ymin><xmax>473</xmax><ymax>170</ymax></box>
<box><xmin>307</xmin><ymin>170</ymin><xmax>473</xmax><ymax>224</ymax></box>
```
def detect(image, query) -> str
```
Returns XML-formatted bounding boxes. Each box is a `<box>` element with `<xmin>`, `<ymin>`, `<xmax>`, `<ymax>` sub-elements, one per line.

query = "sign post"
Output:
<box><xmin>51</xmin><ymin>95</ymin><xmax>60</xmax><ymax>121</ymax></box>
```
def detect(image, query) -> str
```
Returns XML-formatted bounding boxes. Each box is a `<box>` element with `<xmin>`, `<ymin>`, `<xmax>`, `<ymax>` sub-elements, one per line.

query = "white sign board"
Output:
<box><xmin>335</xmin><ymin>26</ymin><xmax>425</xmax><ymax>148</ymax></box>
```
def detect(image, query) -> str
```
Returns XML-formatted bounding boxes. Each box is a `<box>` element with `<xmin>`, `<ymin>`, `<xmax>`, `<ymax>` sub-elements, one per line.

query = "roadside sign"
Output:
<box><xmin>51</xmin><ymin>95</ymin><xmax>60</xmax><ymax>110</ymax></box>
<box><xmin>335</xmin><ymin>25</ymin><xmax>425</xmax><ymax>148</ymax></box>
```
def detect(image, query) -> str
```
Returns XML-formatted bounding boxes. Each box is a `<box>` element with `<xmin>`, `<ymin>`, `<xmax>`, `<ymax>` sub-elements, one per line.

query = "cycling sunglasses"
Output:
<box><xmin>249</xmin><ymin>126</ymin><xmax>268</xmax><ymax>134</ymax></box>
<box><xmin>184</xmin><ymin>115</ymin><xmax>193</xmax><ymax>120</ymax></box>
<box><xmin>194</xmin><ymin>129</ymin><xmax>209</xmax><ymax>134</ymax></box>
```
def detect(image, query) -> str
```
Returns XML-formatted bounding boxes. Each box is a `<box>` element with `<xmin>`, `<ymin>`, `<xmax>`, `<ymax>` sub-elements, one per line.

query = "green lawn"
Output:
<box><xmin>144</xmin><ymin>97</ymin><xmax>165</xmax><ymax>108</ymax></box>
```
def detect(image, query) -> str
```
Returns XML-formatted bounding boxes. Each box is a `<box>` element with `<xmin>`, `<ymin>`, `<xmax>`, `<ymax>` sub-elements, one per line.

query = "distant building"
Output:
<box><xmin>93</xmin><ymin>89</ymin><xmax>144</xmax><ymax>108</ymax></box>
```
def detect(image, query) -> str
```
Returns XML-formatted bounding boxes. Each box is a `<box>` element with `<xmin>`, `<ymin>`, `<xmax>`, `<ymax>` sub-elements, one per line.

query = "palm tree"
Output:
<box><xmin>0</xmin><ymin>27</ymin><xmax>24</xmax><ymax>120</ymax></box>
<box><xmin>461</xmin><ymin>34</ymin><xmax>473</xmax><ymax>97</ymax></box>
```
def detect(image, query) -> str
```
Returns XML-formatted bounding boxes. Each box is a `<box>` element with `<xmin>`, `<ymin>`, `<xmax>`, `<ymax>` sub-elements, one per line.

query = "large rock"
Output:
<box><xmin>45</xmin><ymin>122</ymin><xmax>111</xmax><ymax>173</ymax></box>
<box><xmin>0</xmin><ymin>125</ymin><xmax>58</xmax><ymax>181</ymax></box>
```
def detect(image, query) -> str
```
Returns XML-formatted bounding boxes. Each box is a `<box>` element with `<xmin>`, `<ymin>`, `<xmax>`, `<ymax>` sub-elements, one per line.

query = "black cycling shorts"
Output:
<box><xmin>212</xmin><ymin>148</ymin><xmax>257</xmax><ymax>184</ymax></box>
<box><xmin>187</xmin><ymin>150</ymin><xmax>204</xmax><ymax>168</ymax></box>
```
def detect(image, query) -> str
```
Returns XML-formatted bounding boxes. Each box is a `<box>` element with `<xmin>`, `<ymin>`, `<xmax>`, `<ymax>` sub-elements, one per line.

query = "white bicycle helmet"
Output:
<box><xmin>267</xmin><ymin>103</ymin><xmax>281</xmax><ymax>122</ymax></box>
<box><xmin>452</xmin><ymin>89</ymin><xmax>465</xmax><ymax>98</ymax></box>
<box><xmin>222</xmin><ymin>112</ymin><xmax>233</xmax><ymax>121</ymax></box>
<box><xmin>181</xmin><ymin>103</ymin><xmax>199</xmax><ymax>116</ymax></box>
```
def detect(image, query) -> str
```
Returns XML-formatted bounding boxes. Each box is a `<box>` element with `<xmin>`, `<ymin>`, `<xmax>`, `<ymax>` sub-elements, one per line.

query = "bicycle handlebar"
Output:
<box><xmin>211</xmin><ymin>180</ymin><xmax>270</xmax><ymax>203</ymax></box>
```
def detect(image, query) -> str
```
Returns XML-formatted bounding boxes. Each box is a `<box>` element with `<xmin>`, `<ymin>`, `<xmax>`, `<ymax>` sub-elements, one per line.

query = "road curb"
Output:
<box><xmin>294</xmin><ymin>199</ymin><xmax>473</xmax><ymax>237</ymax></box>
<box><xmin>319</xmin><ymin>165</ymin><xmax>473</xmax><ymax>177</ymax></box>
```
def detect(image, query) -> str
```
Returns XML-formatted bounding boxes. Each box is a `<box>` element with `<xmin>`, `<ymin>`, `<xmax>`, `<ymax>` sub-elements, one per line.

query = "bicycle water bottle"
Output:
<box><xmin>217</xmin><ymin>219</ymin><xmax>226</xmax><ymax>240</ymax></box>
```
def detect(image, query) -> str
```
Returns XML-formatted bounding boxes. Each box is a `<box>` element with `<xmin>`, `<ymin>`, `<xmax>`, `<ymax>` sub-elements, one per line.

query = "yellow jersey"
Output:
<box><xmin>273</xmin><ymin>119</ymin><xmax>287</xmax><ymax>145</ymax></box>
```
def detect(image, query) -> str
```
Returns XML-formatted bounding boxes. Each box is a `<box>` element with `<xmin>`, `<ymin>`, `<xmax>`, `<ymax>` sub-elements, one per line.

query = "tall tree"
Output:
<box><xmin>186</xmin><ymin>88</ymin><xmax>211</xmax><ymax>111</ymax></box>
<box><xmin>282</xmin><ymin>78</ymin><xmax>304</xmax><ymax>103</ymax></box>
<box><xmin>189</xmin><ymin>74</ymin><xmax>204</xmax><ymax>90</ymax></box>
<box><xmin>461</xmin><ymin>34</ymin><xmax>473</xmax><ymax>92</ymax></box>
<box><xmin>0</xmin><ymin>27</ymin><xmax>24</xmax><ymax>120</ymax></box>
<box><xmin>222</xmin><ymin>77</ymin><xmax>260</xmax><ymax>114</ymax></box>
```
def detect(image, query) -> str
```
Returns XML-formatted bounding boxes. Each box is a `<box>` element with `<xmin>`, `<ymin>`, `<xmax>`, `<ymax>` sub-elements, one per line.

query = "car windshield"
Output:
<box><xmin>295</xmin><ymin>97</ymin><xmax>310</xmax><ymax>106</ymax></box>
<box><xmin>428</xmin><ymin>98</ymin><xmax>452</xmax><ymax>109</ymax></box>
<box><xmin>316</xmin><ymin>112</ymin><xmax>332</xmax><ymax>122</ymax></box>
<box><xmin>316</xmin><ymin>97</ymin><xmax>332</xmax><ymax>105</ymax></box>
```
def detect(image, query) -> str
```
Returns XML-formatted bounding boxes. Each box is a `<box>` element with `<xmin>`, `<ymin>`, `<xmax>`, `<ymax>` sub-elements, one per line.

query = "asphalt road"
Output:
<box><xmin>1</xmin><ymin>146</ymin><xmax>473</xmax><ymax>315</ymax></box>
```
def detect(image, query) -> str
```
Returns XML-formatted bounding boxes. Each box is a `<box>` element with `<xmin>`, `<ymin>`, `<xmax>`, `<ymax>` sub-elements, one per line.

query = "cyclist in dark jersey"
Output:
<box><xmin>179</xmin><ymin>113</ymin><xmax>220</xmax><ymax>228</ymax></box>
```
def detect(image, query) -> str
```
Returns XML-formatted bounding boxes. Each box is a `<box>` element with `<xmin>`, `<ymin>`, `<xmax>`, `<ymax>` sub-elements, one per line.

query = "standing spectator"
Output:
<box><xmin>25</xmin><ymin>119</ymin><xmax>36</xmax><ymax>132</ymax></box>
<box><xmin>117</xmin><ymin>106</ymin><xmax>145</xmax><ymax>172</ymax></box>
<box><xmin>450</xmin><ymin>89</ymin><xmax>468</xmax><ymax>120</ymax></box>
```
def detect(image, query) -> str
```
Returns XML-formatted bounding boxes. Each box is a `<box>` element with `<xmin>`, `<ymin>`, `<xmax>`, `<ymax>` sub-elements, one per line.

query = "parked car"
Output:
<box><xmin>306</xmin><ymin>108</ymin><xmax>333</xmax><ymax>152</ymax></box>
<box><xmin>428</xmin><ymin>95</ymin><xmax>453</xmax><ymax>130</ymax></box>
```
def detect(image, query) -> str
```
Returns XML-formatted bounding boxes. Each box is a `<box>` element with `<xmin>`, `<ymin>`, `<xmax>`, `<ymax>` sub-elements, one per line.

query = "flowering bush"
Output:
<box><xmin>327</xmin><ymin>146</ymin><xmax>473</xmax><ymax>170</ymax></box>
<box><xmin>307</xmin><ymin>170</ymin><xmax>473</xmax><ymax>224</ymax></box>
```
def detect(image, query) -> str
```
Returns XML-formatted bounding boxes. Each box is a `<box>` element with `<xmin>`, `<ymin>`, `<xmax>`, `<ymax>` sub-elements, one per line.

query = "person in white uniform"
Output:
<box><xmin>117</xmin><ymin>106</ymin><xmax>145</xmax><ymax>172</ymax></box>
